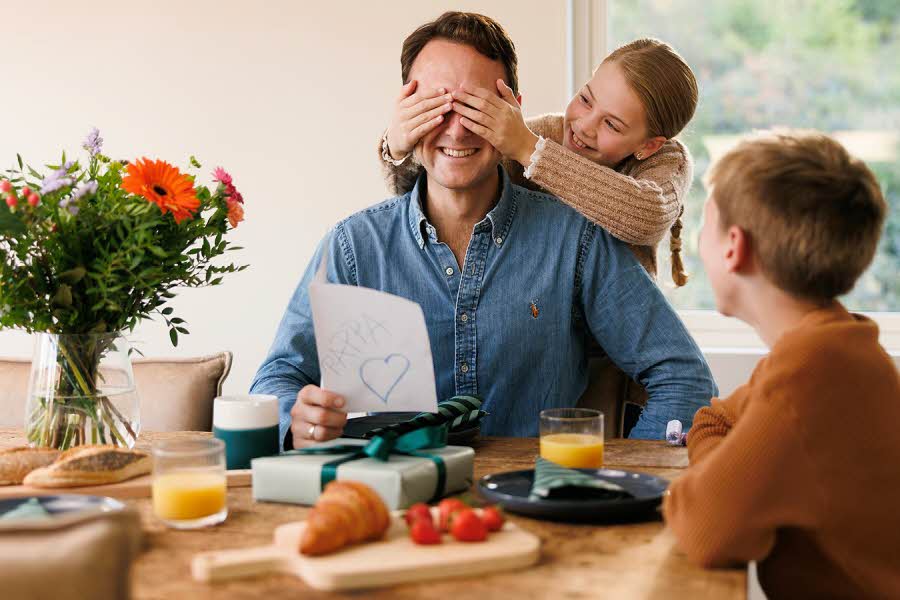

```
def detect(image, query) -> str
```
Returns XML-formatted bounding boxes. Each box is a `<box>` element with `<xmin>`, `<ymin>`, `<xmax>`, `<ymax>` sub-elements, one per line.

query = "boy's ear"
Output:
<box><xmin>724</xmin><ymin>225</ymin><xmax>751</xmax><ymax>273</ymax></box>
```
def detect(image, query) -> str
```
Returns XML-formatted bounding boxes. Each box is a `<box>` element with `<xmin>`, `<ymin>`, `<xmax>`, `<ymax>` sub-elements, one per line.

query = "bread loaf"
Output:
<box><xmin>0</xmin><ymin>447</ymin><xmax>61</xmax><ymax>485</ymax></box>
<box><xmin>23</xmin><ymin>445</ymin><xmax>150</xmax><ymax>487</ymax></box>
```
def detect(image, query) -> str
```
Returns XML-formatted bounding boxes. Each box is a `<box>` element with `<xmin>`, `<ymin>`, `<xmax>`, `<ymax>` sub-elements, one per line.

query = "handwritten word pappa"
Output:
<box><xmin>319</xmin><ymin>313</ymin><xmax>391</xmax><ymax>376</ymax></box>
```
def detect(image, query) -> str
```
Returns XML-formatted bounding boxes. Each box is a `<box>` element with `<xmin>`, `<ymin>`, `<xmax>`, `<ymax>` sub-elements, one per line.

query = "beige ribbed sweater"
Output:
<box><xmin>380</xmin><ymin>113</ymin><xmax>694</xmax><ymax>282</ymax></box>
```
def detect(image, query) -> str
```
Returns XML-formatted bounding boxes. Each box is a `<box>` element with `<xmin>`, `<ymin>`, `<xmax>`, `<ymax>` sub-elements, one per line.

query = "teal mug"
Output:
<box><xmin>213</xmin><ymin>394</ymin><xmax>280</xmax><ymax>470</ymax></box>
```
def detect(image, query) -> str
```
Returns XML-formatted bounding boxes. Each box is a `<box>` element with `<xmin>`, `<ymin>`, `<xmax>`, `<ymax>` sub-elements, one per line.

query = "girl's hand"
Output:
<box><xmin>385</xmin><ymin>81</ymin><xmax>454</xmax><ymax>160</ymax></box>
<box><xmin>452</xmin><ymin>79</ymin><xmax>539</xmax><ymax>165</ymax></box>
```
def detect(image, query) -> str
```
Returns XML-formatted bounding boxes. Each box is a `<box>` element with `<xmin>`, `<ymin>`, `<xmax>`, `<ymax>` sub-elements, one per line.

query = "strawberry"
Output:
<box><xmin>409</xmin><ymin>519</ymin><xmax>442</xmax><ymax>545</ymax></box>
<box><xmin>438</xmin><ymin>498</ymin><xmax>467</xmax><ymax>532</ymax></box>
<box><xmin>480</xmin><ymin>505</ymin><xmax>505</xmax><ymax>532</ymax></box>
<box><xmin>450</xmin><ymin>508</ymin><xmax>487</xmax><ymax>542</ymax></box>
<box><xmin>404</xmin><ymin>502</ymin><xmax>433</xmax><ymax>527</ymax></box>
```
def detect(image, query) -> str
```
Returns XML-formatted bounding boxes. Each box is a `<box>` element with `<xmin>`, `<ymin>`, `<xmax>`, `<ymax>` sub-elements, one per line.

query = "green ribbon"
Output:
<box><xmin>284</xmin><ymin>395</ymin><xmax>483</xmax><ymax>502</ymax></box>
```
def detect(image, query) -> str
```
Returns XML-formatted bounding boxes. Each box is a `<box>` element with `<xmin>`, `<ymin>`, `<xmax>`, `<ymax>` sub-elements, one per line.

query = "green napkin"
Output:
<box><xmin>1</xmin><ymin>498</ymin><xmax>51</xmax><ymax>521</ymax></box>
<box><xmin>530</xmin><ymin>457</ymin><xmax>633</xmax><ymax>500</ymax></box>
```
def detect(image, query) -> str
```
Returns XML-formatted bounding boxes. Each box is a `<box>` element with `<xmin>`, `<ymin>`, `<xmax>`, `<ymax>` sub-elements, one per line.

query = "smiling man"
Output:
<box><xmin>251</xmin><ymin>12</ymin><xmax>716</xmax><ymax>450</ymax></box>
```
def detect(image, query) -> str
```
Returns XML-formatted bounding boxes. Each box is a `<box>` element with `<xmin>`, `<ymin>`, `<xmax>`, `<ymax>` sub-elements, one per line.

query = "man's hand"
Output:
<box><xmin>385</xmin><ymin>80</ymin><xmax>453</xmax><ymax>160</ymax></box>
<box><xmin>290</xmin><ymin>385</ymin><xmax>348</xmax><ymax>448</ymax></box>
<box><xmin>452</xmin><ymin>79</ymin><xmax>539</xmax><ymax>166</ymax></box>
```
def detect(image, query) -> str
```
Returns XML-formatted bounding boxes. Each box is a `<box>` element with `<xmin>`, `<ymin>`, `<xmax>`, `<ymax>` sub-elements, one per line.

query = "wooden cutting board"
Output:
<box><xmin>0</xmin><ymin>469</ymin><xmax>251</xmax><ymax>500</ymax></box>
<box><xmin>192</xmin><ymin>513</ymin><xmax>541</xmax><ymax>591</ymax></box>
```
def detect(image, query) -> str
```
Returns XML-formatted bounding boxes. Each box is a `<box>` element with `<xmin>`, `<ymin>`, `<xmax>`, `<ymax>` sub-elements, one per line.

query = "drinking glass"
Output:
<box><xmin>152</xmin><ymin>438</ymin><xmax>227</xmax><ymax>529</ymax></box>
<box><xmin>539</xmin><ymin>408</ymin><xmax>604</xmax><ymax>468</ymax></box>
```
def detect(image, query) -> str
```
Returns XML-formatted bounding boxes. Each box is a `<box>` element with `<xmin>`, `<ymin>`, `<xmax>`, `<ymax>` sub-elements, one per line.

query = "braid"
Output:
<box><xmin>670</xmin><ymin>204</ymin><xmax>689</xmax><ymax>286</ymax></box>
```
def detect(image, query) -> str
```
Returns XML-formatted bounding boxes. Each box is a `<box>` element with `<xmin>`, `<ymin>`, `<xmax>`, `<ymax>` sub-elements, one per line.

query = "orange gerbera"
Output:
<box><xmin>226</xmin><ymin>198</ymin><xmax>244</xmax><ymax>228</ymax></box>
<box><xmin>121</xmin><ymin>158</ymin><xmax>200</xmax><ymax>224</ymax></box>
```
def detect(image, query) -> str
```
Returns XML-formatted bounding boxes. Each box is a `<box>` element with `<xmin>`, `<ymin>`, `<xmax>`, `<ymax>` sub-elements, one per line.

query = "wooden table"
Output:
<box><xmin>0</xmin><ymin>429</ymin><xmax>746</xmax><ymax>599</ymax></box>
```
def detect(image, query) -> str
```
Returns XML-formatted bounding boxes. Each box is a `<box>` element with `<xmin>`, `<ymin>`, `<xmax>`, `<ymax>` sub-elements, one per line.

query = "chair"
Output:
<box><xmin>0</xmin><ymin>352</ymin><xmax>232</xmax><ymax>432</ymax></box>
<box><xmin>577</xmin><ymin>353</ymin><xmax>647</xmax><ymax>439</ymax></box>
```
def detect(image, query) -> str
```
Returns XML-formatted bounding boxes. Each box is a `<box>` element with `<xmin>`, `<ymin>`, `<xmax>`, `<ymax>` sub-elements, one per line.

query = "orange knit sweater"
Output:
<box><xmin>663</xmin><ymin>303</ymin><xmax>900</xmax><ymax>598</ymax></box>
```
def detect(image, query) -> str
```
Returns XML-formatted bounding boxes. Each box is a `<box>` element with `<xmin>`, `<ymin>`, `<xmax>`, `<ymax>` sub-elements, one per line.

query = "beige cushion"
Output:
<box><xmin>0</xmin><ymin>352</ymin><xmax>232</xmax><ymax>432</ymax></box>
<box><xmin>0</xmin><ymin>509</ymin><xmax>142</xmax><ymax>600</ymax></box>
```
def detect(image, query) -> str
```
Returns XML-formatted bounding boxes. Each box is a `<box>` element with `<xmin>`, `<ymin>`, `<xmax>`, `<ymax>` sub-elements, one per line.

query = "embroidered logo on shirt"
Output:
<box><xmin>530</xmin><ymin>300</ymin><xmax>539</xmax><ymax>319</ymax></box>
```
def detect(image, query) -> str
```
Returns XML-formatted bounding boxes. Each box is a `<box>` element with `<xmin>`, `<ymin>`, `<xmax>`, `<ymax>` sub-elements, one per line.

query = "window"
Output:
<box><xmin>608</xmin><ymin>0</ymin><xmax>900</xmax><ymax>313</ymax></box>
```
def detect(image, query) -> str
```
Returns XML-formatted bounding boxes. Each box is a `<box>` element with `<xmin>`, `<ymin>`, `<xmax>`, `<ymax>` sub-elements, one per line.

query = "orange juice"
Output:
<box><xmin>152</xmin><ymin>471</ymin><xmax>226</xmax><ymax>521</ymax></box>
<box><xmin>540</xmin><ymin>433</ymin><xmax>604</xmax><ymax>468</ymax></box>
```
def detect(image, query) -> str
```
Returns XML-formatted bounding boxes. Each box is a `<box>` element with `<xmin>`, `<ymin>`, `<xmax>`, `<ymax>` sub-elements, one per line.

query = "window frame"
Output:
<box><xmin>568</xmin><ymin>0</ymin><xmax>900</xmax><ymax>351</ymax></box>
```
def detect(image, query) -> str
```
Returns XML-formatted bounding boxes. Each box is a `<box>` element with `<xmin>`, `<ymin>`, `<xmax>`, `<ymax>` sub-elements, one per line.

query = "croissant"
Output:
<box><xmin>299</xmin><ymin>480</ymin><xmax>391</xmax><ymax>556</ymax></box>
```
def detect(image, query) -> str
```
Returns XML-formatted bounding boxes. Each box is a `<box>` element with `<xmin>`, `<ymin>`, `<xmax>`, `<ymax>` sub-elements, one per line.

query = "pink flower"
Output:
<box><xmin>212</xmin><ymin>167</ymin><xmax>233</xmax><ymax>186</ymax></box>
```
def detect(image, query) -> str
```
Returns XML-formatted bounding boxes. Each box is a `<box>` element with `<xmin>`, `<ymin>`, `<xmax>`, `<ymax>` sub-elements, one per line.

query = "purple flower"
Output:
<box><xmin>59</xmin><ymin>197</ymin><xmax>80</xmax><ymax>216</ymax></box>
<box><xmin>73</xmin><ymin>180</ymin><xmax>98</xmax><ymax>200</ymax></box>
<box><xmin>40</xmin><ymin>161</ymin><xmax>76</xmax><ymax>195</ymax></box>
<box><xmin>82</xmin><ymin>128</ymin><xmax>103</xmax><ymax>157</ymax></box>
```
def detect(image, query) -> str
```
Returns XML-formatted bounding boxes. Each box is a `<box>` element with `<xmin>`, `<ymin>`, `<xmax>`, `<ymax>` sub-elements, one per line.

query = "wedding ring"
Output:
<box><xmin>307</xmin><ymin>424</ymin><xmax>317</xmax><ymax>439</ymax></box>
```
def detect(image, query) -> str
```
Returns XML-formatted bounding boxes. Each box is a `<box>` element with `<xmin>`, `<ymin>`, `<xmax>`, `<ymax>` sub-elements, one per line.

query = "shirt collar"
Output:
<box><xmin>407</xmin><ymin>166</ymin><xmax>518</xmax><ymax>249</ymax></box>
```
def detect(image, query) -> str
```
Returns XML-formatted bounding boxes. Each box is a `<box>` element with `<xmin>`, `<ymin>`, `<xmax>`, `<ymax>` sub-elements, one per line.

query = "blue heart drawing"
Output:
<box><xmin>359</xmin><ymin>354</ymin><xmax>411</xmax><ymax>404</ymax></box>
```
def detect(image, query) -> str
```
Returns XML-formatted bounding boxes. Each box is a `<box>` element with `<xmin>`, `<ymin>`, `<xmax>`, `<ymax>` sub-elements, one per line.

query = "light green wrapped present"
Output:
<box><xmin>251</xmin><ymin>396</ymin><xmax>481</xmax><ymax>510</ymax></box>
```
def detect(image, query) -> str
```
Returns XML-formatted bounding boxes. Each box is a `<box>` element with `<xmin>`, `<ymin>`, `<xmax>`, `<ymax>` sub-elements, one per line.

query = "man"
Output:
<box><xmin>251</xmin><ymin>12</ymin><xmax>716</xmax><ymax>449</ymax></box>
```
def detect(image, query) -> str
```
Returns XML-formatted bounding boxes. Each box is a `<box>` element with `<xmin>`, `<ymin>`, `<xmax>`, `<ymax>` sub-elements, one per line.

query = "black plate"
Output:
<box><xmin>477</xmin><ymin>468</ymin><xmax>669</xmax><ymax>523</ymax></box>
<box><xmin>343</xmin><ymin>413</ymin><xmax>480</xmax><ymax>446</ymax></box>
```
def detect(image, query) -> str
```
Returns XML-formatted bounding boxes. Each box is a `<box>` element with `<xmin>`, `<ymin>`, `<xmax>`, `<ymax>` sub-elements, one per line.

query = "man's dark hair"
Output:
<box><xmin>401</xmin><ymin>11</ymin><xmax>519</xmax><ymax>95</ymax></box>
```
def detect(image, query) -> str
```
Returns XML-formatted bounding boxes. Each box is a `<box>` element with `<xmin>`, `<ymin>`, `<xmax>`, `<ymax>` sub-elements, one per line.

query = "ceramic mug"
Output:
<box><xmin>213</xmin><ymin>394</ymin><xmax>280</xmax><ymax>470</ymax></box>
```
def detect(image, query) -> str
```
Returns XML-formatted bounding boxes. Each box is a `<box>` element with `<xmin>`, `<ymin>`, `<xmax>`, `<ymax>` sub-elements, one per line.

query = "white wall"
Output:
<box><xmin>0</xmin><ymin>1</ymin><xmax>568</xmax><ymax>395</ymax></box>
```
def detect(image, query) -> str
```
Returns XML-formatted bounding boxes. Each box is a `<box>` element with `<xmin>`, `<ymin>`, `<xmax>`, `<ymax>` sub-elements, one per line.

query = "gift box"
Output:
<box><xmin>251</xmin><ymin>437</ymin><xmax>475</xmax><ymax>510</ymax></box>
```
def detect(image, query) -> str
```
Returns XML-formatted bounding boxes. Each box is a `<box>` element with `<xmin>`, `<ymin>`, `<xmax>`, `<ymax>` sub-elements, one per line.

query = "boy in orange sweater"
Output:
<box><xmin>663</xmin><ymin>130</ymin><xmax>900</xmax><ymax>598</ymax></box>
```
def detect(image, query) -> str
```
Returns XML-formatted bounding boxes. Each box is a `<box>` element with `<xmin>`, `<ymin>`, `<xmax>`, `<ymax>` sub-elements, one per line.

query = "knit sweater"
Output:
<box><xmin>663</xmin><ymin>304</ymin><xmax>900</xmax><ymax>599</ymax></box>
<box><xmin>380</xmin><ymin>113</ymin><xmax>694</xmax><ymax>283</ymax></box>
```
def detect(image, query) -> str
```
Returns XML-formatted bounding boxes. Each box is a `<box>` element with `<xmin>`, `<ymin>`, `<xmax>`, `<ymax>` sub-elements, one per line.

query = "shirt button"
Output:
<box><xmin>445</xmin><ymin>267</ymin><xmax>454</xmax><ymax>276</ymax></box>
<box><xmin>495</xmin><ymin>236</ymin><xmax>503</xmax><ymax>245</ymax></box>
<box><xmin>460</xmin><ymin>313</ymin><xmax>468</xmax><ymax>322</ymax></box>
<box><xmin>460</xmin><ymin>362</ymin><xmax>469</xmax><ymax>373</ymax></box>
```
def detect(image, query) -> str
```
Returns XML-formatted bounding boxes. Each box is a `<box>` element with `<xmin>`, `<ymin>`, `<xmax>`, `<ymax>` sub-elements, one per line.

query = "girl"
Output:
<box><xmin>381</xmin><ymin>38</ymin><xmax>698</xmax><ymax>285</ymax></box>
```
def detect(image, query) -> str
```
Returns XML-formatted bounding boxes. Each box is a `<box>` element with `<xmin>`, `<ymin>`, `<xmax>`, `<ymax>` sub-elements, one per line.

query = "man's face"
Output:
<box><xmin>409</xmin><ymin>39</ymin><xmax>507</xmax><ymax>191</ymax></box>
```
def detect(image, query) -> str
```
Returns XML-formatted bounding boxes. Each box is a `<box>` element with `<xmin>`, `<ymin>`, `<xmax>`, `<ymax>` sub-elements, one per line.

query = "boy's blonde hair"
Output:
<box><xmin>705</xmin><ymin>129</ymin><xmax>886</xmax><ymax>303</ymax></box>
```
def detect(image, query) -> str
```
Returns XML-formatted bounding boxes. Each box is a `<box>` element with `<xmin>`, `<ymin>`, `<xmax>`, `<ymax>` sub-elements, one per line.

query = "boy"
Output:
<box><xmin>663</xmin><ymin>130</ymin><xmax>900</xmax><ymax>598</ymax></box>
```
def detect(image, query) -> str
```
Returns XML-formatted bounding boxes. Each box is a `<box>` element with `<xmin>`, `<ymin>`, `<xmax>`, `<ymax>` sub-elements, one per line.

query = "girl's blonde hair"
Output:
<box><xmin>604</xmin><ymin>38</ymin><xmax>698</xmax><ymax>286</ymax></box>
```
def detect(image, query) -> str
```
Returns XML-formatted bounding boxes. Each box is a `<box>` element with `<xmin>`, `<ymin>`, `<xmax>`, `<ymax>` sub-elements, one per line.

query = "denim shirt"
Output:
<box><xmin>251</xmin><ymin>167</ymin><xmax>716</xmax><ymax>445</ymax></box>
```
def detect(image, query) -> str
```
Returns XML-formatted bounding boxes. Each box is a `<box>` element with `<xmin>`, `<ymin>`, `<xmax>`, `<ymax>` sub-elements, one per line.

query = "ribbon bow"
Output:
<box><xmin>285</xmin><ymin>395</ymin><xmax>483</xmax><ymax>502</ymax></box>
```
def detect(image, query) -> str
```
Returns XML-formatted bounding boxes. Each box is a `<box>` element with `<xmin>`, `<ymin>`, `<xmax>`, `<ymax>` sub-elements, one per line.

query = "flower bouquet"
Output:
<box><xmin>0</xmin><ymin>129</ymin><xmax>247</xmax><ymax>449</ymax></box>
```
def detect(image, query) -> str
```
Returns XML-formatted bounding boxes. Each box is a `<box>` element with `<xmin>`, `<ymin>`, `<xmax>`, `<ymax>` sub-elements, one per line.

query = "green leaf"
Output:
<box><xmin>189</xmin><ymin>155</ymin><xmax>202</xmax><ymax>169</ymax></box>
<box><xmin>58</xmin><ymin>266</ymin><xmax>87</xmax><ymax>284</ymax></box>
<box><xmin>148</xmin><ymin>246</ymin><xmax>167</xmax><ymax>258</ymax></box>
<box><xmin>52</xmin><ymin>284</ymin><xmax>73</xmax><ymax>307</ymax></box>
<box><xmin>16</xmin><ymin>154</ymin><xmax>23</xmax><ymax>170</ymax></box>
<box><xmin>161</xmin><ymin>307</ymin><xmax>174</xmax><ymax>315</ymax></box>
<box><xmin>169</xmin><ymin>328</ymin><xmax>179</xmax><ymax>347</ymax></box>
<box><xmin>0</xmin><ymin>207</ymin><xmax>26</xmax><ymax>235</ymax></box>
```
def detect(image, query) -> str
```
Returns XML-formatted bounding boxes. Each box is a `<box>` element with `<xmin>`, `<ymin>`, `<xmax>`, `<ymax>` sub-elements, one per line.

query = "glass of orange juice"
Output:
<box><xmin>152</xmin><ymin>439</ymin><xmax>227</xmax><ymax>529</ymax></box>
<box><xmin>539</xmin><ymin>408</ymin><xmax>604</xmax><ymax>468</ymax></box>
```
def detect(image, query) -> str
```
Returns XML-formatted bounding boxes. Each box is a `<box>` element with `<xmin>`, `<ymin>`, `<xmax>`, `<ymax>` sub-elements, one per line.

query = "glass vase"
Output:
<box><xmin>24</xmin><ymin>332</ymin><xmax>141</xmax><ymax>450</ymax></box>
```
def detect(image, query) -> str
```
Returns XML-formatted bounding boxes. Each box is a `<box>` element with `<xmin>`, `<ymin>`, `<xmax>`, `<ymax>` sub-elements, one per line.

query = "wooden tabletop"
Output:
<box><xmin>0</xmin><ymin>429</ymin><xmax>746</xmax><ymax>599</ymax></box>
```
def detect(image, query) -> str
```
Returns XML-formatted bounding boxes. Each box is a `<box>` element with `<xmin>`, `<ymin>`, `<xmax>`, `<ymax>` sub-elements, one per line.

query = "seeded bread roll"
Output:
<box><xmin>0</xmin><ymin>447</ymin><xmax>61</xmax><ymax>485</ymax></box>
<box><xmin>23</xmin><ymin>444</ymin><xmax>150</xmax><ymax>487</ymax></box>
